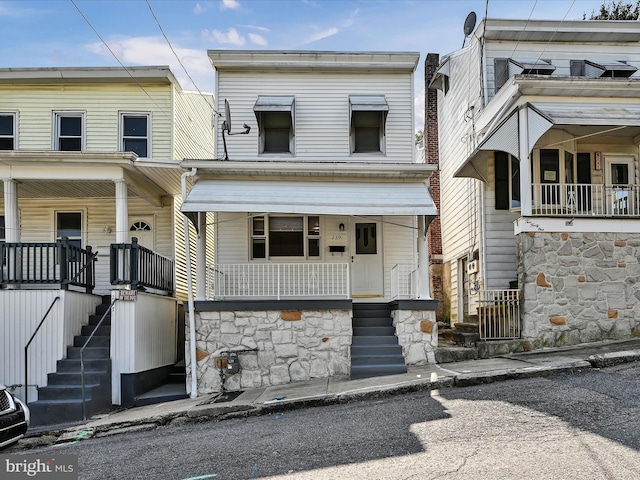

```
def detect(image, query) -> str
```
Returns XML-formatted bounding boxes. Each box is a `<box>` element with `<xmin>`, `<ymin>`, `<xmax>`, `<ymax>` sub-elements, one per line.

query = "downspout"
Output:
<box><xmin>182</xmin><ymin>168</ymin><xmax>199</xmax><ymax>398</ymax></box>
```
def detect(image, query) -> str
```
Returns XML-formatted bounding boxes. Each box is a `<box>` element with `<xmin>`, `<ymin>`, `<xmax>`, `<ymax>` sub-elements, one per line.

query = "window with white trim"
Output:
<box><xmin>251</xmin><ymin>215</ymin><xmax>321</xmax><ymax>259</ymax></box>
<box><xmin>349</xmin><ymin>96</ymin><xmax>388</xmax><ymax>154</ymax></box>
<box><xmin>0</xmin><ymin>112</ymin><xmax>16</xmax><ymax>150</ymax></box>
<box><xmin>53</xmin><ymin>112</ymin><xmax>84</xmax><ymax>151</ymax></box>
<box><xmin>254</xmin><ymin>96</ymin><xmax>295</xmax><ymax>154</ymax></box>
<box><xmin>494</xmin><ymin>151</ymin><xmax>520</xmax><ymax>210</ymax></box>
<box><xmin>120</xmin><ymin>113</ymin><xmax>150</xmax><ymax>157</ymax></box>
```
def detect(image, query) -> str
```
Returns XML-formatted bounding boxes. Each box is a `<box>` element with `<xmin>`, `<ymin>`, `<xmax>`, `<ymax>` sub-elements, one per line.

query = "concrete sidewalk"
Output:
<box><xmin>20</xmin><ymin>338</ymin><xmax>640</xmax><ymax>448</ymax></box>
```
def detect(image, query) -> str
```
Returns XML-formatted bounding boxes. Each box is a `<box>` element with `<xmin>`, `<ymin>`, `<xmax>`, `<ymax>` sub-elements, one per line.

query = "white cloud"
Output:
<box><xmin>302</xmin><ymin>27</ymin><xmax>339</xmax><ymax>45</ymax></box>
<box><xmin>0</xmin><ymin>1</ymin><xmax>42</xmax><ymax>17</ymax></box>
<box><xmin>85</xmin><ymin>36</ymin><xmax>215</xmax><ymax>92</ymax></box>
<box><xmin>202</xmin><ymin>27</ymin><xmax>246</xmax><ymax>46</ymax></box>
<box><xmin>239</xmin><ymin>24</ymin><xmax>270</xmax><ymax>33</ymax></box>
<box><xmin>221</xmin><ymin>0</ymin><xmax>240</xmax><ymax>10</ymax></box>
<box><xmin>248</xmin><ymin>33</ymin><xmax>268</xmax><ymax>46</ymax></box>
<box><xmin>414</xmin><ymin>87</ymin><xmax>425</xmax><ymax>133</ymax></box>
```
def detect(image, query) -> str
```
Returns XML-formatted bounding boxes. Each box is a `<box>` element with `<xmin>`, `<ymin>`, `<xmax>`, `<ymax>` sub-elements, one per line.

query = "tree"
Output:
<box><xmin>415</xmin><ymin>130</ymin><xmax>424</xmax><ymax>144</ymax></box>
<box><xmin>584</xmin><ymin>0</ymin><xmax>640</xmax><ymax>19</ymax></box>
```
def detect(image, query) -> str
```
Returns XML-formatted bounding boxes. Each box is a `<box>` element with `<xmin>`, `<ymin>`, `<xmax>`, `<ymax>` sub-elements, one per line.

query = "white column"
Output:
<box><xmin>417</xmin><ymin>215</ymin><xmax>432</xmax><ymax>299</ymax></box>
<box><xmin>115</xmin><ymin>179</ymin><xmax>129</xmax><ymax>244</ymax></box>
<box><xmin>519</xmin><ymin>106</ymin><xmax>532</xmax><ymax>217</ymax></box>
<box><xmin>196</xmin><ymin>212</ymin><xmax>207</xmax><ymax>300</ymax></box>
<box><xmin>3</xmin><ymin>179</ymin><xmax>19</xmax><ymax>242</ymax></box>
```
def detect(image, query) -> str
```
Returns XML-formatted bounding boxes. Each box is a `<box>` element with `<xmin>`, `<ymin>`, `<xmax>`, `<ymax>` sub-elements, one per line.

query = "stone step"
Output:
<box><xmin>352</xmin><ymin>316</ymin><xmax>393</xmax><ymax>327</ymax></box>
<box><xmin>351</xmin><ymin>363</ymin><xmax>407</xmax><ymax>380</ymax></box>
<box><xmin>353</xmin><ymin>326</ymin><xmax>396</xmax><ymax>336</ymax></box>
<box><xmin>435</xmin><ymin>346</ymin><xmax>478</xmax><ymax>363</ymax></box>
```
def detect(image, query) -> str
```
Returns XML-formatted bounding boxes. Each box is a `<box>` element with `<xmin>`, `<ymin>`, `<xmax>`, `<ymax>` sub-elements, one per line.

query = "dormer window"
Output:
<box><xmin>254</xmin><ymin>96</ymin><xmax>295</xmax><ymax>155</ymax></box>
<box><xmin>495</xmin><ymin>58</ymin><xmax>556</xmax><ymax>92</ymax></box>
<box><xmin>573</xmin><ymin>60</ymin><xmax>637</xmax><ymax>78</ymax></box>
<box><xmin>349</xmin><ymin>95</ymin><xmax>388</xmax><ymax>154</ymax></box>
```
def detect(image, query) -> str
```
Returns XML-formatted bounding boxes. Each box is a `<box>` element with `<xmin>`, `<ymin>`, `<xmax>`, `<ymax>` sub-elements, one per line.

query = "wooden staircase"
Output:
<box><xmin>350</xmin><ymin>303</ymin><xmax>407</xmax><ymax>379</ymax></box>
<box><xmin>28</xmin><ymin>296</ymin><xmax>113</xmax><ymax>427</ymax></box>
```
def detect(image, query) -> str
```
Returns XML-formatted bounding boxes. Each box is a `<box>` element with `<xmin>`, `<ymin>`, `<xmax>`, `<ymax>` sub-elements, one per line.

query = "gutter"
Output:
<box><xmin>181</xmin><ymin>168</ymin><xmax>199</xmax><ymax>398</ymax></box>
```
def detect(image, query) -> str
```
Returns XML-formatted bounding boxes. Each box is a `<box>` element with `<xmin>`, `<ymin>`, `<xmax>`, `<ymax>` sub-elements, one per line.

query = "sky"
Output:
<box><xmin>0</xmin><ymin>0</ymin><xmax>609</xmax><ymax>130</ymax></box>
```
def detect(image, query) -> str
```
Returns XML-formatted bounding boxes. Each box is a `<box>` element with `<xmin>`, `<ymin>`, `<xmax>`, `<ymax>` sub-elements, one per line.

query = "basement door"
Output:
<box><xmin>351</xmin><ymin>221</ymin><xmax>383</xmax><ymax>298</ymax></box>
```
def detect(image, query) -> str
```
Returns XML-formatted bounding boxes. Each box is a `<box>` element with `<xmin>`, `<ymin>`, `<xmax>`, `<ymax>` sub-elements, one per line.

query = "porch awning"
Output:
<box><xmin>181</xmin><ymin>179</ymin><xmax>437</xmax><ymax>216</ymax></box>
<box><xmin>453</xmin><ymin>104</ymin><xmax>554</xmax><ymax>181</ymax></box>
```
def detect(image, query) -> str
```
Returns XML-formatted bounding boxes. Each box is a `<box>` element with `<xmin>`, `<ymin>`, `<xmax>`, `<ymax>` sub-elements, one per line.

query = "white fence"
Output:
<box><xmin>206</xmin><ymin>263</ymin><xmax>350</xmax><ymax>300</ymax></box>
<box><xmin>532</xmin><ymin>183</ymin><xmax>640</xmax><ymax>217</ymax></box>
<box><xmin>391</xmin><ymin>264</ymin><xmax>419</xmax><ymax>300</ymax></box>
<box><xmin>478</xmin><ymin>289</ymin><xmax>520</xmax><ymax>340</ymax></box>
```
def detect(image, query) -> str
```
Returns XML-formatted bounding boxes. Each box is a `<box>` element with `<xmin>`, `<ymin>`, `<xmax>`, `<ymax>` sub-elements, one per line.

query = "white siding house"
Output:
<box><xmin>181</xmin><ymin>51</ymin><xmax>439</xmax><ymax>394</ymax></box>
<box><xmin>434</xmin><ymin>19</ymin><xmax>640</xmax><ymax>349</ymax></box>
<box><xmin>0</xmin><ymin>67</ymin><xmax>214</xmax><ymax>424</ymax></box>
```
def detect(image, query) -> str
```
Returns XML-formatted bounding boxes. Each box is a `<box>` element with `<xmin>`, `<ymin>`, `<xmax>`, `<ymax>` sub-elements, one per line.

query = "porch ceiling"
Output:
<box><xmin>181</xmin><ymin>178</ymin><xmax>437</xmax><ymax>216</ymax></box>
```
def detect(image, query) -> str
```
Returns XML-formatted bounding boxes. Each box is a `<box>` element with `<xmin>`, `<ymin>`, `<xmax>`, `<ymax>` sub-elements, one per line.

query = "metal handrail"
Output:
<box><xmin>80</xmin><ymin>298</ymin><xmax>117</xmax><ymax>420</ymax></box>
<box><xmin>24</xmin><ymin>296</ymin><xmax>61</xmax><ymax>403</ymax></box>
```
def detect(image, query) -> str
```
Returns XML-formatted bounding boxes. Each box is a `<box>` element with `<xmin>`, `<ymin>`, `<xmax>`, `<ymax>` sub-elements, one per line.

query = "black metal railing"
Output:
<box><xmin>110</xmin><ymin>237</ymin><xmax>175</xmax><ymax>294</ymax></box>
<box><xmin>1</xmin><ymin>238</ymin><xmax>96</xmax><ymax>293</ymax></box>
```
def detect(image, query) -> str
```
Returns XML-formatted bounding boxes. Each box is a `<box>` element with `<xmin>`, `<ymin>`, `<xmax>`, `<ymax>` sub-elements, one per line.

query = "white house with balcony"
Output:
<box><xmin>0</xmin><ymin>66</ymin><xmax>214</xmax><ymax>425</ymax></box>
<box><xmin>432</xmin><ymin>18</ymin><xmax>640</xmax><ymax>349</ymax></box>
<box><xmin>180</xmin><ymin>50</ymin><xmax>438</xmax><ymax>393</ymax></box>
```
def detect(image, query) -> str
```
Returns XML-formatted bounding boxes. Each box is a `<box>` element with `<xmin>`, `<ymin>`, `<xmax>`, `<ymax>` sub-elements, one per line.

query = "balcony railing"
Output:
<box><xmin>391</xmin><ymin>264</ymin><xmax>419</xmax><ymax>300</ymax></box>
<box><xmin>110</xmin><ymin>237</ymin><xmax>175</xmax><ymax>294</ymax></box>
<box><xmin>478</xmin><ymin>289</ymin><xmax>520</xmax><ymax>340</ymax></box>
<box><xmin>532</xmin><ymin>183</ymin><xmax>640</xmax><ymax>217</ymax></box>
<box><xmin>207</xmin><ymin>263</ymin><xmax>350</xmax><ymax>300</ymax></box>
<box><xmin>0</xmin><ymin>238</ymin><xmax>96</xmax><ymax>293</ymax></box>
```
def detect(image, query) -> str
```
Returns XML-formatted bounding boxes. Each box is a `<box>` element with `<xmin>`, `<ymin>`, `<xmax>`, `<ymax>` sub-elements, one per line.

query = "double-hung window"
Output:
<box><xmin>56</xmin><ymin>212</ymin><xmax>82</xmax><ymax>249</ymax></box>
<box><xmin>254</xmin><ymin>96</ymin><xmax>295</xmax><ymax>154</ymax></box>
<box><xmin>495</xmin><ymin>151</ymin><xmax>520</xmax><ymax>210</ymax></box>
<box><xmin>251</xmin><ymin>215</ymin><xmax>321</xmax><ymax>259</ymax></box>
<box><xmin>349</xmin><ymin>96</ymin><xmax>388</xmax><ymax>154</ymax></box>
<box><xmin>53</xmin><ymin>112</ymin><xmax>84</xmax><ymax>151</ymax></box>
<box><xmin>120</xmin><ymin>113</ymin><xmax>150</xmax><ymax>157</ymax></box>
<box><xmin>0</xmin><ymin>112</ymin><xmax>16</xmax><ymax>150</ymax></box>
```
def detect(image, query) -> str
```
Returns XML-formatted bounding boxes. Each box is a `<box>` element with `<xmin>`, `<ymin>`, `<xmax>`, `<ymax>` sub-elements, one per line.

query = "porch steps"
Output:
<box><xmin>133</xmin><ymin>361</ymin><xmax>188</xmax><ymax>407</ymax></box>
<box><xmin>350</xmin><ymin>304</ymin><xmax>407</xmax><ymax>380</ymax></box>
<box><xmin>28</xmin><ymin>296</ymin><xmax>113</xmax><ymax>427</ymax></box>
<box><xmin>436</xmin><ymin>317</ymin><xmax>480</xmax><ymax>363</ymax></box>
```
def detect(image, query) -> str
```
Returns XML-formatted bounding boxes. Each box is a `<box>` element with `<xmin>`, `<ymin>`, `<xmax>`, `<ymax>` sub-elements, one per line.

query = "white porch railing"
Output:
<box><xmin>206</xmin><ymin>263</ymin><xmax>350</xmax><ymax>300</ymax></box>
<box><xmin>478</xmin><ymin>289</ymin><xmax>520</xmax><ymax>340</ymax></box>
<box><xmin>532</xmin><ymin>183</ymin><xmax>640</xmax><ymax>217</ymax></box>
<box><xmin>391</xmin><ymin>264</ymin><xmax>419</xmax><ymax>300</ymax></box>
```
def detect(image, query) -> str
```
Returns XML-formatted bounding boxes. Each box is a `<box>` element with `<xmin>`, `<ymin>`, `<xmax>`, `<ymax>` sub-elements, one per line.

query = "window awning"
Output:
<box><xmin>510</xmin><ymin>58</ymin><xmax>556</xmax><ymax>75</ymax></box>
<box><xmin>584</xmin><ymin>60</ymin><xmax>637</xmax><ymax>78</ymax></box>
<box><xmin>349</xmin><ymin>96</ymin><xmax>389</xmax><ymax>111</ymax></box>
<box><xmin>181</xmin><ymin>179</ymin><xmax>436</xmax><ymax>216</ymax></box>
<box><xmin>253</xmin><ymin>96</ymin><xmax>295</xmax><ymax>112</ymax></box>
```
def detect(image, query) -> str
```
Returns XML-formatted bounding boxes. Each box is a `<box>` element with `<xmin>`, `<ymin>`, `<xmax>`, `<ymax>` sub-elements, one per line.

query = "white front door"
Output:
<box><xmin>604</xmin><ymin>156</ymin><xmax>635</xmax><ymax>215</ymax></box>
<box><xmin>128</xmin><ymin>217</ymin><xmax>154</xmax><ymax>250</ymax></box>
<box><xmin>351</xmin><ymin>220</ymin><xmax>383</xmax><ymax>298</ymax></box>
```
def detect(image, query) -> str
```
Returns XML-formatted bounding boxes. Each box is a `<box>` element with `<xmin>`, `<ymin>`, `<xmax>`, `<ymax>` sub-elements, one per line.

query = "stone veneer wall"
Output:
<box><xmin>188</xmin><ymin>309</ymin><xmax>352</xmax><ymax>394</ymax></box>
<box><xmin>518</xmin><ymin>231</ymin><xmax>640</xmax><ymax>348</ymax></box>
<box><xmin>392</xmin><ymin>309</ymin><xmax>437</xmax><ymax>365</ymax></box>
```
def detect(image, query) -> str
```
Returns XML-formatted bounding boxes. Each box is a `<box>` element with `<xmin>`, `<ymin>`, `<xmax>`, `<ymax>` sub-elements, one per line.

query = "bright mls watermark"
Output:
<box><xmin>1</xmin><ymin>455</ymin><xmax>77</xmax><ymax>479</ymax></box>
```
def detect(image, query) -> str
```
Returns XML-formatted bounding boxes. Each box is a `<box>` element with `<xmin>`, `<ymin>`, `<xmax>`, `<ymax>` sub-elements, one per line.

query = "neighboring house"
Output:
<box><xmin>0</xmin><ymin>67</ymin><xmax>214</xmax><ymax>425</ymax></box>
<box><xmin>180</xmin><ymin>50</ymin><xmax>438</xmax><ymax>394</ymax></box>
<box><xmin>432</xmin><ymin>18</ymin><xmax>640</xmax><ymax>349</ymax></box>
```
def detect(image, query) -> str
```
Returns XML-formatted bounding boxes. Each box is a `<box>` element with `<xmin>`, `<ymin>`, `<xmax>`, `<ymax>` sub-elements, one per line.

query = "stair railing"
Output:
<box><xmin>24</xmin><ymin>296</ymin><xmax>61</xmax><ymax>403</ymax></box>
<box><xmin>80</xmin><ymin>298</ymin><xmax>118</xmax><ymax>421</ymax></box>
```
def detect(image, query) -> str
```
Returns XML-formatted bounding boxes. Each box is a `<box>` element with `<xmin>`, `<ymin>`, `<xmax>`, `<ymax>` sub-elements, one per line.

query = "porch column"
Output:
<box><xmin>3</xmin><ymin>179</ymin><xmax>19</xmax><ymax>242</ymax></box>
<box><xmin>115</xmin><ymin>179</ymin><xmax>129</xmax><ymax>244</ymax></box>
<box><xmin>518</xmin><ymin>106</ymin><xmax>532</xmax><ymax>217</ymax></box>
<box><xmin>418</xmin><ymin>215</ymin><xmax>432</xmax><ymax>299</ymax></box>
<box><xmin>196</xmin><ymin>212</ymin><xmax>207</xmax><ymax>300</ymax></box>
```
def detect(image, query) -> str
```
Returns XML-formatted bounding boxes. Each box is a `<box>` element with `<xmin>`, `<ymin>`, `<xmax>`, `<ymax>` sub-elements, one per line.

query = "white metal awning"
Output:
<box><xmin>253</xmin><ymin>96</ymin><xmax>295</xmax><ymax>112</ymax></box>
<box><xmin>181</xmin><ymin>179</ymin><xmax>437</xmax><ymax>216</ymax></box>
<box><xmin>349</xmin><ymin>96</ymin><xmax>389</xmax><ymax>111</ymax></box>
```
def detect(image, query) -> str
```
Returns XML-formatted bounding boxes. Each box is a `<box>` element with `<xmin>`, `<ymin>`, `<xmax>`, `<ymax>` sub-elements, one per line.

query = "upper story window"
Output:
<box><xmin>120</xmin><ymin>113</ymin><xmax>150</xmax><ymax>158</ymax></box>
<box><xmin>53</xmin><ymin>112</ymin><xmax>84</xmax><ymax>151</ymax></box>
<box><xmin>0</xmin><ymin>112</ymin><xmax>16</xmax><ymax>150</ymax></box>
<box><xmin>494</xmin><ymin>58</ymin><xmax>555</xmax><ymax>93</ymax></box>
<box><xmin>572</xmin><ymin>60</ymin><xmax>637</xmax><ymax>78</ymax></box>
<box><xmin>349</xmin><ymin>96</ymin><xmax>388</xmax><ymax>154</ymax></box>
<box><xmin>254</xmin><ymin>96</ymin><xmax>295</xmax><ymax>155</ymax></box>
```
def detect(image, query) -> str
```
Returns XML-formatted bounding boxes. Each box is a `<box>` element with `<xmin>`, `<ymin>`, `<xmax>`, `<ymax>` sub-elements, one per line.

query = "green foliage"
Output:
<box><xmin>415</xmin><ymin>130</ymin><xmax>424</xmax><ymax>144</ymax></box>
<box><xmin>584</xmin><ymin>0</ymin><xmax>640</xmax><ymax>19</ymax></box>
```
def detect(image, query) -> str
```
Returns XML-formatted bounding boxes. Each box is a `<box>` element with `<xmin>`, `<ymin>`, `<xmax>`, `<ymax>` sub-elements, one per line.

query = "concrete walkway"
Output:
<box><xmin>20</xmin><ymin>338</ymin><xmax>640</xmax><ymax>448</ymax></box>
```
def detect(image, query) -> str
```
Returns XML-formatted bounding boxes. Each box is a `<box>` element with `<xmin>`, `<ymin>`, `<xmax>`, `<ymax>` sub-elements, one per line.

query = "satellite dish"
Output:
<box><xmin>463</xmin><ymin>11</ymin><xmax>477</xmax><ymax>37</ymax></box>
<box><xmin>222</xmin><ymin>98</ymin><xmax>232</xmax><ymax>132</ymax></box>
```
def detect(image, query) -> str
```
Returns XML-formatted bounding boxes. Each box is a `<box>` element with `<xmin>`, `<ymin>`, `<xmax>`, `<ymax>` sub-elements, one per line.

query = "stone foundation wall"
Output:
<box><xmin>518</xmin><ymin>231</ymin><xmax>640</xmax><ymax>348</ymax></box>
<box><xmin>187</xmin><ymin>309</ymin><xmax>352</xmax><ymax>394</ymax></box>
<box><xmin>392</xmin><ymin>309</ymin><xmax>437</xmax><ymax>365</ymax></box>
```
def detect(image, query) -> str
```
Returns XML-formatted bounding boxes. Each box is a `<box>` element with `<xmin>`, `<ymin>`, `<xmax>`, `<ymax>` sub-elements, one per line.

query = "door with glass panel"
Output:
<box><xmin>351</xmin><ymin>221</ymin><xmax>383</xmax><ymax>298</ymax></box>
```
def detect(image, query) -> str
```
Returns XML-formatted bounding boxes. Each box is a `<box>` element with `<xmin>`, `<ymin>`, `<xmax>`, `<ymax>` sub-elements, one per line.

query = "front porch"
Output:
<box><xmin>532</xmin><ymin>183</ymin><xmax>640</xmax><ymax>217</ymax></box>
